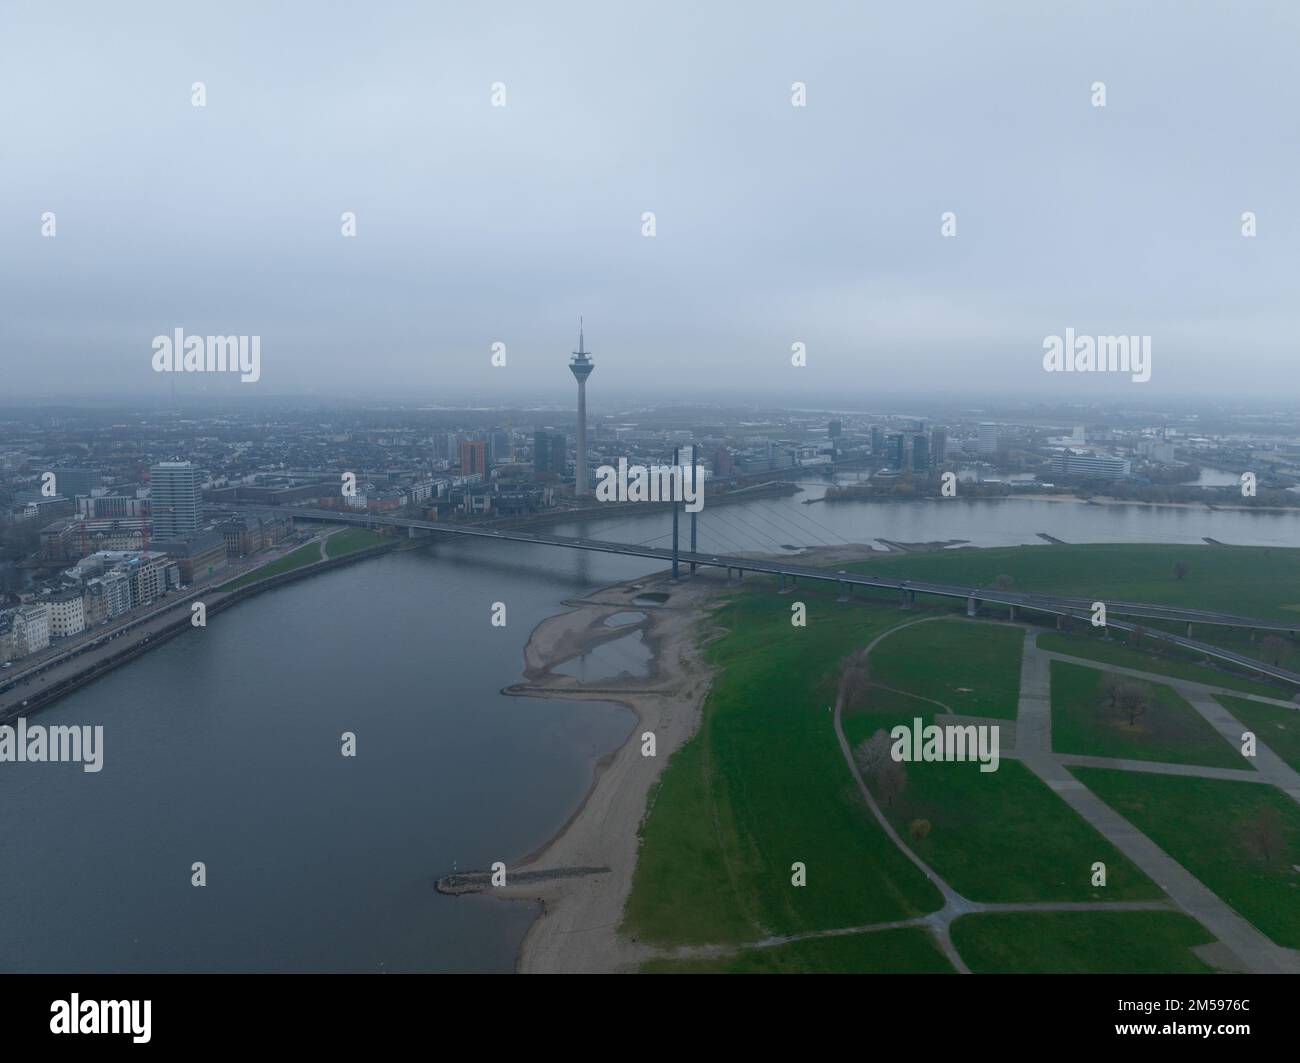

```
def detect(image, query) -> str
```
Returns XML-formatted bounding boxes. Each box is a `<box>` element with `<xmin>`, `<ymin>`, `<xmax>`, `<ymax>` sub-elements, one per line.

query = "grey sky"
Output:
<box><xmin>2</xmin><ymin>0</ymin><xmax>1298</xmax><ymax>402</ymax></box>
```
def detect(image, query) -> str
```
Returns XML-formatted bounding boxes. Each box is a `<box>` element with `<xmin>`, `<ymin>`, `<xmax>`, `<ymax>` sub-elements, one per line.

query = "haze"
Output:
<box><xmin>1</xmin><ymin>0</ymin><xmax>1298</xmax><ymax>401</ymax></box>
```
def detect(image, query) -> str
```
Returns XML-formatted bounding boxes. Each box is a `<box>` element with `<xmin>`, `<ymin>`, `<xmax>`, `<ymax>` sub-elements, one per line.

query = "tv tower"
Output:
<box><xmin>569</xmin><ymin>318</ymin><xmax>594</xmax><ymax>496</ymax></box>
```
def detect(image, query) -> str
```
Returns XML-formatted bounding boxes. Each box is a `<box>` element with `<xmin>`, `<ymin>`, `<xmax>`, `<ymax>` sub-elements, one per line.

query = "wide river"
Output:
<box><xmin>2</xmin><ymin>483</ymin><xmax>1297</xmax><ymax>971</ymax></box>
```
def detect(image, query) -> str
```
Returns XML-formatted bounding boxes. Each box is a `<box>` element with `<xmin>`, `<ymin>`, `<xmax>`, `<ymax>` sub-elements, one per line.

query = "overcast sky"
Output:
<box><xmin>2</xmin><ymin>0</ymin><xmax>1298</xmax><ymax>403</ymax></box>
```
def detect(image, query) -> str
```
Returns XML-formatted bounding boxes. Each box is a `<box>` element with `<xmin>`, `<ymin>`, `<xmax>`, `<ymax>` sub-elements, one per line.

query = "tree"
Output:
<box><xmin>1115</xmin><ymin>679</ymin><xmax>1154</xmax><ymax>727</ymax></box>
<box><xmin>840</xmin><ymin>650</ymin><xmax>871</xmax><ymax>711</ymax></box>
<box><xmin>1238</xmin><ymin>806</ymin><xmax>1287</xmax><ymax>867</ymax></box>
<box><xmin>1260</xmin><ymin>635</ymin><xmax>1289</xmax><ymax>667</ymax></box>
<box><xmin>1173</xmin><ymin>561</ymin><xmax>1190</xmax><ymax>581</ymax></box>
<box><xmin>909</xmin><ymin>818</ymin><xmax>931</xmax><ymax>841</ymax></box>
<box><xmin>877</xmin><ymin>760</ymin><xmax>908</xmax><ymax>807</ymax></box>
<box><xmin>1129</xmin><ymin>626</ymin><xmax>1147</xmax><ymax>652</ymax></box>
<box><xmin>1098</xmin><ymin>672</ymin><xmax>1124</xmax><ymax>710</ymax></box>
<box><xmin>854</xmin><ymin>729</ymin><xmax>891</xmax><ymax>780</ymax></box>
<box><xmin>994</xmin><ymin>573</ymin><xmax>1014</xmax><ymax>591</ymax></box>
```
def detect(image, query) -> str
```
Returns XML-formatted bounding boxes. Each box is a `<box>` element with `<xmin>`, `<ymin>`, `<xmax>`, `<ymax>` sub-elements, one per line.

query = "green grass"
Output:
<box><xmin>1050</xmin><ymin>661</ymin><xmax>1244</xmax><ymax>769</ymax></box>
<box><xmin>621</xmin><ymin>589</ymin><xmax>944</xmax><ymax>949</ymax></box>
<box><xmin>842</xmin><ymin>707</ymin><xmax>1161</xmax><ymax>902</ymax></box>
<box><xmin>842</xmin><ymin>543</ymin><xmax>1300</xmax><ymax>622</ymax></box>
<box><xmin>1037</xmin><ymin>631</ymin><xmax>1286</xmax><ymax>698</ymax></box>
<box><xmin>950</xmin><ymin>911</ymin><xmax>1216</xmax><ymax>973</ymax></box>
<box><xmin>218</xmin><ymin>542</ymin><xmax>321</xmax><ymax>591</ymax></box>
<box><xmin>867</xmin><ymin>618</ymin><xmax>1023</xmax><ymax>719</ymax></box>
<box><xmin>1072</xmin><ymin>768</ymin><xmax>1300</xmax><ymax>949</ymax></box>
<box><xmin>641</xmin><ymin>927</ymin><xmax>954</xmax><ymax>973</ymax></box>
<box><xmin>325</xmin><ymin>527</ymin><xmax>388</xmax><ymax>558</ymax></box>
<box><xmin>1216</xmin><ymin>696</ymin><xmax>1300</xmax><ymax>774</ymax></box>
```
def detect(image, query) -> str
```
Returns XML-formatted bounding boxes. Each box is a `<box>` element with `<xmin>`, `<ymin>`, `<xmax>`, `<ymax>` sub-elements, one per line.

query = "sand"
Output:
<box><xmin>496</xmin><ymin>567</ymin><xmax>730</xmax><ymax>973</ymax></box>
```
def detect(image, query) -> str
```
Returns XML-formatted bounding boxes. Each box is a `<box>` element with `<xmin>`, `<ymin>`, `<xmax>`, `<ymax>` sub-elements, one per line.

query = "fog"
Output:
<box><xmin>2</xmin><ymin>0</ymin><xmax>1297</xmax><ymax>401</ymax></box>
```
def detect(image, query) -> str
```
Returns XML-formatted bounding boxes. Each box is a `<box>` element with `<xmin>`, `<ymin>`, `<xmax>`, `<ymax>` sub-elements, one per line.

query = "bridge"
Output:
<box><xmin>212</xmin><ymin>503</ymin><xmax>1300</xmax><ymax>687</ymax></box>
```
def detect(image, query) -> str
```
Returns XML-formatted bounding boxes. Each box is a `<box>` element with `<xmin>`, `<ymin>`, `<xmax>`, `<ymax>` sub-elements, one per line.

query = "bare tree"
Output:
<box><xmin>1239</xmin><ymin>806</ymin><xmax>1287</xmax><ymax>867</ymax></box>
<box><xmin>1129</xmin><ymin>626</ymin><xmax>1147</xmax><ymax>652</ymax></box>
<box><xmin>1260</xmin><ymin>635</ymin><xmax>1289</xmax><ymax>667</ymax></box>
<box><xmin>854</xmin><ymin>729</ymin><xmax>892</xmax><ymax>780</ymax></box>
<box><xmin>1115</xmin><ymin>679</ymin><xmax>1154</xmax><ymax>727</ymax></box>
<box><xmin>1173</xmin><ymin>561</ymin><xmax>1190</xmax><ymax>581</ymax></box>
<box><xmin>877</xmin><ymin>759</ymin><xmax>908</xmax><ymax>807</ymax></box>
<box><xmin>1099</xmin><ymin>672</ymin><xmax>1124</xmax><ymax>707</ymax></box>
<box><xmin>840</xmin><ymin>650</ymin><xmax>871</xmax><ymax>711</ymax></box>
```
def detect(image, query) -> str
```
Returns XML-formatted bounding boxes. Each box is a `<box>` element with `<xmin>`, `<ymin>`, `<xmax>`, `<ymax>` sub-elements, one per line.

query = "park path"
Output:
<box><xmin>1016</xmin><ymin>630</ymin><xmax>1300</xmax><ymax>974</ymax></box>
<box><xmin>820</xmin><ymin>617</ymin><xmax>1183</xmax><ymax>975</ymax></box>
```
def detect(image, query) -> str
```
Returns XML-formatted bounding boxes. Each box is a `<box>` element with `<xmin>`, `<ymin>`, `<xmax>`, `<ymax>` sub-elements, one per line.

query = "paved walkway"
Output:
<box><xmin>1017</xmin><ymin>631</ymin><xmax>1300</xmax><ymax>974</ymax></box>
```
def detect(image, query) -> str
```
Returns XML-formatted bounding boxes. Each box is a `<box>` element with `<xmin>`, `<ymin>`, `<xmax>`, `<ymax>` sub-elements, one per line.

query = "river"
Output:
<box><xmin>1</xmin><ymin>485</ymin><xmax>1297</xmax><ymax>971</ymax></box>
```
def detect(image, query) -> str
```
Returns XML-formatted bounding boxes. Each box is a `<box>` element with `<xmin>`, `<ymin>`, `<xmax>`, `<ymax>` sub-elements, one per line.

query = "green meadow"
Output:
<box><xmin>950</xmin><ymin>910</ymin><xmax>1215</xmax><ymax>973</ymax></box>
<box><xmin>1072</xmin><ymin>768</ymin><xmax>1300</xmax><ymax>949</ymax></box>
<box><xmin>1050</xmin><ymin>661</ymin><xmax>1243</xmax><ymax>768</ymax></box>
<box><xmin>642</xmin><ymin>927</ymin><xmax>954</xmax><ymax>974</ymax></box>
<box><xmin>622</xmin><ymin>588</ymin><xmax>943</xmax><ymax>949</ymax></box>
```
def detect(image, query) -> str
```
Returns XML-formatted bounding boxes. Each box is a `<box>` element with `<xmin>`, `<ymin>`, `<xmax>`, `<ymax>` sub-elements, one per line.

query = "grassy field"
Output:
<box><xmin>950</xmin><ymin>910</ymin><xmax>1216</xmax><ymax>973</ymax></box>
<box><xmin>866</xmin><ymin>618</ymin><xmax>1023</xmax><ymax>719</ymax></box>
<box><xmin>641</xmin><ymin>927</ymin><xmax>954</xmax><ymax>973</ymax></box>
<box><xmin>218</xmin><ymin>541</ymin><xmax>321</xmax><ymax>591</ymax></box>
<box><xmin>1216</xmin><ymin>696</ymin><xmax>1300</xmax><ymax>773</ymax></box>
<box><xmin>842</xmin><ymin>543</ymin><xmax>1300</xmax><ymax>622</ymax></box>
<box><xmin>325</xmin><ymin>527</ymin><xmax>388</xmax><ymax>558</ymax></box>
<box><xmin>621</xmin><ymin>589</ymin><xmax>944</xmax><ymax>948</ymax></box>
<box><xmin>1050</xmin><ymin>661</ymin><xmax>1244</xmax><ymax>768</ymax></box>
<box><xmin>1037</xmin><ymin>630</ymin><xmax>1286</xmax><ymax>698</ymax></box>
<box><xmin>1072</xmin><ymin>767</ymin><xmax>1300</xmax><ymax>949</ymax></box>
<box><xmin>843</xmin><ymin>707</ymin><xmax>1161</xmax><ymax>902</ymax></box>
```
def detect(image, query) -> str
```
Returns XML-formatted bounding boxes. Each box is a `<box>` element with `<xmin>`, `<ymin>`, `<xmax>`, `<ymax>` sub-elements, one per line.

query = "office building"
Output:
<box><xmin>150</xmin><ymin>461</ymin><xmax>202</xmax><ymax>539</ymax></box>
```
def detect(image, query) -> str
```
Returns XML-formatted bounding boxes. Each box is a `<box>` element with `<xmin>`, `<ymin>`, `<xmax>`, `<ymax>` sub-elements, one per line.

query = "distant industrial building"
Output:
<box><xmin>978</xmin><ymin>423</ymin><xmax>999</xmax><ymax>456</ymax></box>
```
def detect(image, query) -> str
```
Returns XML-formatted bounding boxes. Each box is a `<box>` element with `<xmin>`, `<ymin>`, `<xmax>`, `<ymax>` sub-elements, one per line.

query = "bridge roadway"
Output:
<box><xmin>222</xmin><ymin>505</ymin><xmax>1300</xmax><ymax>687</ymax></box>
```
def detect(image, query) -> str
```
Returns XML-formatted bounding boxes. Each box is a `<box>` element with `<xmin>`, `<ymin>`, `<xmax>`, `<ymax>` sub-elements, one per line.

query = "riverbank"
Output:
<box><xmin>494</xmin><ymin>567</ymin><xmax>731</xmax><ymax>972</ymax></box>
<box><xmin>0</xmin><ymin>532</ymin><xmax>398</xmax><ymax>723</ymax></box>
<box><xmin>494</xmin><ymin>538</ymin><xmax>899</xmax><ymax>972</ymax></box>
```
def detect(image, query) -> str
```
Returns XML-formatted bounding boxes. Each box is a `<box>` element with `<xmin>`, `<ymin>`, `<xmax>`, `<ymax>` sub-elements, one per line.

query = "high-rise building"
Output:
<box><xmin>533</xmin><ymin>430</ymin><xmax>567</xmax><ymax>476</ymax></box>
<box><xmin>569</xmin><ymin>319</ymin><xmax>594</xmax><ymax>496</ymax></box>
<box><xmin>459</xmin><ymin>439</ymin><xmax>487</xmax><ymax>478</ymax></box>
<box><xmin>150</xmin><ymin>461</ymin><xmax>201</xmax><ymax>539</ymax></box>
<box><xmin>977</xmin><ymin>423</ymin><xmax>999</xmax><ymax>457</ymax></box>
<box><xmin>930</xmin><ymin>426</ymin><xmax>948</xmax><ymax>466</ymax></box>
<box><xmin>870</xmin><ymin>426</ymin><xmax>884</xmax><ymax>456</ymax></box>
<box><xmin>487</xmin><ymin>429</ymin><xmax>511</xmax><ymax>466</ymax></box>
<box><xmin>887</xmin><ymin>433</ymin><xmax>905</xmax><ymax>470</ymax></box>
<box><xmin>911</xmin><ymin>433</ymin><xmax>930</xmax><ymax>474</ymax></box>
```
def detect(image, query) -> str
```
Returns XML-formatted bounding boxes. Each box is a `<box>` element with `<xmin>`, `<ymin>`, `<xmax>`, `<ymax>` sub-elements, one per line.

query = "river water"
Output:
<box><xmin>1</xmin><ymin>484</ymin><xmax>1297</xmax><ymax>971</ymax></box>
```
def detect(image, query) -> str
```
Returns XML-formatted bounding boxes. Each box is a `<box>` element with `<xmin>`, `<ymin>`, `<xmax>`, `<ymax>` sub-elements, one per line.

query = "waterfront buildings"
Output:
<box><xmin>1049</xmin><ymin>452</ymin><xmax>1132</xmax><ymax>480</ymax></box>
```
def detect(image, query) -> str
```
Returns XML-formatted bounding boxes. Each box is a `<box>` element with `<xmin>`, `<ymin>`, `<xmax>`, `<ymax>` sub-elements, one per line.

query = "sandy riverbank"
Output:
<box><xmin>494</xmin><ymin>567</ymin><xmax>731</xmax><ymax>973</ymax></box>
<box><xmin>494</xmin><ymin>542</ymin><xmax>894</xmax><ymax>972</ymax></box>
